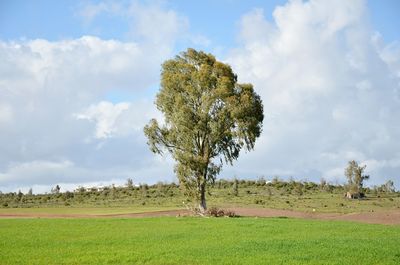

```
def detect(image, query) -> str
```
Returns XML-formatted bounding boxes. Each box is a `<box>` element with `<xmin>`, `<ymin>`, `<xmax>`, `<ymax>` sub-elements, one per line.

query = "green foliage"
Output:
<box><xmin>144</xmin><ymin>48</ymin><xmax>264</xmax><ymax>210</ymax></box>
<box><xmin>17</xmin><ymin>190</ymin><xmax>23</xmax><ymax>201</ymax></box>
<box><xmin>126</xmin><ymin>178</ymin><xmax>134</xmax><ymax>189</ymax></box>
<box><xmin>1</xmin><ymin>178</ymin><xmax>399</xmax><ymax>213</ymax></box>
<box><xmin>345</xmin><ymin>160</ymin><xmax>370</xmax><ymax>195</ymax></box>
<box><xmin>373</xmin><ymin>180</ymin><xmax>397</xmax><ymax>194</ymax></box>
<box><xmin>382</xmin><ymin>180</ymin><xmax>396</xmax><ymax>193</ymax></box>
<box><xmin>232</xmin><ymin>178</ymin><xmax>239</xmax><ymax>197</ymax></box>
<box><xmin>1</xmin><ymin>218</ymin><xmax>399</xmax><ymax>264</ymax></box>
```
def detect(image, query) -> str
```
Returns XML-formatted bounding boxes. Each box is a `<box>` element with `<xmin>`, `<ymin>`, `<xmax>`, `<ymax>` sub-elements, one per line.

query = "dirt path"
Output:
<box><xmin>1</xmin><ymin>208</ymin><xmax>399</xmax><ymax>225</ymax></box>
<box><xmin>228</xmin><ymin>207</ymin><xmax>400</xmax><ymax>225</ymax></box>
<box><xmin>0</xmin><ymin>209</ymin><xmax>188</xmax><ymax>219</ymax></box>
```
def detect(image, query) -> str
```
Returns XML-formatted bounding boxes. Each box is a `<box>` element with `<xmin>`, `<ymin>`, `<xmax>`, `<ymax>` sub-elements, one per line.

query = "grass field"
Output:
<box><xmin>1</xmin><ymin>217</ymin><xmax>399</xmax><ymax>264</ymax></box>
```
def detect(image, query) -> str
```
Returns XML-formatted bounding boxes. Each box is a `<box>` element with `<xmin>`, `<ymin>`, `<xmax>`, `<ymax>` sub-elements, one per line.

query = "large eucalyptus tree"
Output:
<box><xmin>144</xmin><ymin>48</ymin><xmax>263</xmax><ymax>212</ymax></box>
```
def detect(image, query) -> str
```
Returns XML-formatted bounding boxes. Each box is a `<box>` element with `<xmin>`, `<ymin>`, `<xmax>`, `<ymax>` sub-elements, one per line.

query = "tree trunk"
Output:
<box><xmin>199</xmin><ymin>183</ymin><xmax>207</xmax><ymax>213</ymax></box>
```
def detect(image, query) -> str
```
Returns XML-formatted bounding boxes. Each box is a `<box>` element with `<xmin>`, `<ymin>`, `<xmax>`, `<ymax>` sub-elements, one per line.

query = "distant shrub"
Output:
<box><xmin>206</xmin><ymin>207</ymin><xmax>236</xmax><ymax>217</ymax></box>
<box><xmin>63</xmin><ymin>191</ymin><xmax>74</xmax><ymax>200</ymax></box>
<box><xmin>126</xmin><ymin>178</ymin><xmax>134</xmax><ymax>189</ymax></box>
<box><xmin>232</xmin><ymin>178</ymin><xmax>239</xmax><ymax>197</ymax></box>
<box><xmin>75</xmin><ymin>186</ymin><xmax>86</xmax><ymax>194</ymax></box>
<box><xmin>254</xmin><ymin>199</ymin><xmax>265</xmax><ymax>205</ymax></box>
<box><xmin>256</xmin><ymin>176</ymin><xmax>266</xmax><ymax>186</ymax></box>
<box><xmin>140</xmin><ymin>184</ymin><xmax>148</xmax><ymax>198</ymax></box>
<box><xmin>266</xmin><ymin>186</ymin><xmax>273</xmax><ymax>197</ymax></box>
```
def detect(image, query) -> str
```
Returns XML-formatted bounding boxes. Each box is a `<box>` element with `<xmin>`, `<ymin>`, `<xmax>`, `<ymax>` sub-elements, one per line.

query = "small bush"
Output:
<box><xmin>254</xmin><ymin>199</ymin><xmax>265</xmax><ymax>205</ymax></box>
<box><xmin>206</xmin><ymin>207</ymin><xmax>236</xmax><ymax>217</ymax></box>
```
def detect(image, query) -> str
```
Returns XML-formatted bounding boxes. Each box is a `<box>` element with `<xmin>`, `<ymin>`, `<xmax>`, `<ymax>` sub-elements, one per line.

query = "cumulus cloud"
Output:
<box><xmin>76</xmin><ymin>101</ymin><xmax>131</xmax><ymax>139</ymax></box>
<box><xmin>75</xmin><ymin>100</ymin><xmax>161</xmax><ymax>139</ymax></box>
<box><xmin>127</xmin><ymin>1</ymin><xmax>189</xmax><ymax>46</ymax></box>
<box><xmin>75</xmin><ymin>0</ymin><xmax>209</xmax><ymax>49</ymax></box>
<box><xmin>0</xmin><ymin>37</ymin><xmax>175</xmax><ymax>191</ymax></box>
<box><xmin>1</xmin><ymin>0</ymin><xmax>399</xmax><ymax>192</ymax></box>
<box><xmin>226</xmin><ymin>0</ymin><xmax>400</xmax><ymax>187</ymax></box>
<box><xmin>0</xmin><ymin>2</ymin><xmax>186</xmax><ymax>192</ymax></box>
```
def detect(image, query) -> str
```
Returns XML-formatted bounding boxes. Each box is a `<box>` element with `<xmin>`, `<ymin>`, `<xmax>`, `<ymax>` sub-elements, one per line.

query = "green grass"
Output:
<box><xmin>1</xmin><ymin>217</ymin><xmax>399</xmax><ymax>264</ymax></box>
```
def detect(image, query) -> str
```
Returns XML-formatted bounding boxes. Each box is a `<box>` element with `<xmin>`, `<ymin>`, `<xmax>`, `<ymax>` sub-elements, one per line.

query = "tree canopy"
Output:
<box><xmin>144</xmin><ymin>48</ymin><xmax>264</xmax><ymax>211</ymax></box>
<box><xmin>345</xmin><ymin>160</ymin><xmax>369</xmax><ymax>195</ymax></box>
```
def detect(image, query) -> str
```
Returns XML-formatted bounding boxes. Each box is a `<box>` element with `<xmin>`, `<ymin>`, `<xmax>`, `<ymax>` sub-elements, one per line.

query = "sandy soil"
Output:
<box><xmin>1</xmin><ymin>208</ymin><xmax>399</xmax><ymax>225</ymax></box>
<box><xmin>228</xmin><ymin>207</ymin><xmax>400</xmax><ymax>225</ymax></box>
<box><xmin>0</xmin><ymin>209</ymin><xmax>187</xmax><ymax>219</ymax></box>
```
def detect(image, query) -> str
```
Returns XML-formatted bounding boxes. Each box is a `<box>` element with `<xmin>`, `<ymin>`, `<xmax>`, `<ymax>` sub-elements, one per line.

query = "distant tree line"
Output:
<box><xmin>0</xmin><ymin>175</ymin><xmax>397</xmax><ymax>208</ymax></box>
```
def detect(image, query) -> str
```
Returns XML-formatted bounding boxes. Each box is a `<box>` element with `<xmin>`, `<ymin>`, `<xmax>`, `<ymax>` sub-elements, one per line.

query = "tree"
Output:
<box><xmin>144</xmin><ymin>48</ymin><xmax>264</xmax><ymax>212</ymax></box>
<box><xmin>320</xmin><ymin>178</ymin><xmax>327</xmax><ymax>191</ymax></box>
<box><xmin>126</xmin><ymin>178</ymin><xmax>134</xmax><ymax>189</ymax></box>
<box><xmin>382</xmin><ymin>180</ymin><xmax>395</xmax><ymax>193</ymax></box>
<box><xmin>344</xmin><ymin>160</ymin><xmax>369</xmax><ymax>196</ymax></box>
<box><xmin>51</xmin><ymin>185</ymin><xmax>61</xmax><ymax>194</ymax></box>
<box><xmin>27</xmin><ymin>188</ymin><xmax>33</xmax><ymax>196</ymax></box>
<box><xmin>17</xmin><ymin>190</ymin><xmax>23</xmax><ymax>201</ymax></box>
<box><xmin>232</xmin><ymin>178</ymin><xmax>239</xmax><ymax>197</ymax></box>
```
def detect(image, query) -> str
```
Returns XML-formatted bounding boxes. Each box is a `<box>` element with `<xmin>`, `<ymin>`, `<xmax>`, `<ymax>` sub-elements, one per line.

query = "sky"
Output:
<box><xmin>0</xmin><ymin>0</ymin><xmax>399</xmax><ymax>193</ymax></box>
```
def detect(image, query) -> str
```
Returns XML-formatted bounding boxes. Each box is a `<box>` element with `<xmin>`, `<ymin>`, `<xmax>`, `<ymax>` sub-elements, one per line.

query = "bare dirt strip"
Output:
<box><xmin>228</xmin><ymin>208</ymin><xmax>400</xmax><ymax>225</ymax></box>
<box><xmin>1</xmin><ymin>208</ymin><xmax>399</xmax><ymax>225</ymax></box>
<box><xmin>0</xmin><ymin>209</ymin><xmax>187</xmax><ymax>219</ymax></box>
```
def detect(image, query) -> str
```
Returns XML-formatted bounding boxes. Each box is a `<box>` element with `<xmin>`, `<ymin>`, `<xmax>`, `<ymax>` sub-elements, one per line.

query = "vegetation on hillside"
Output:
<box><xmin>1</xmin><ymin>177</ymin><xmax>398</xmax><ymax>213</ymax></box>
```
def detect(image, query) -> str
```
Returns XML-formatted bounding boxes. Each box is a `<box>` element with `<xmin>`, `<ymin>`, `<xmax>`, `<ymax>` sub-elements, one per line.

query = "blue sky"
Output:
<box><xmin>1</xmin><ymin>0</ymin><xmax>399</xmax><ymax>46</ymax></box>
<box><xmin>0</xmin><ymin>0</ymin><xmax>400</xmax><ymax>193</ymax></box>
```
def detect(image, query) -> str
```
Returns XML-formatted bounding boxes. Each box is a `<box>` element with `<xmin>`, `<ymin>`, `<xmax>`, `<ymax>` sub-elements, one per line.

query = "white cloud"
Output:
<box><xmin>1</xmin><ymin>0</ymin><xmax>399</xmax><ymax>192</ymax></box>
<box><xmin>0</xmin><ymin>160</ymin><xmax>74</xmax><ymax>183</ymax></box>
<box><xmin>75</xmin><ymin>100</ymin><xmax>161</xmax><ymax>139</ymax></box>
<box><xmin>77</xmin><ymin>2</ymin><xmax>122</xmax><ymax>23</ymax></box>
<box><xmin>128</xmin><ymin>1</ymin><xmax>189</xmax><ymax>47</ymax></box>
<box><xmin>0</xmin><ymin>2</ymin><xmax>187</xmax><ymax>191</ymax></box>
<box><xmin>75</xmin><ymin>1</ymin><xmax>210</xmax><ymax>50</ymax></box>
<box><xmin>226</xmin><ymin>0</ymin><xmax>400</xmax><ymax>187</ymax></box>
<box><xmin>76</xmin><ymin>101</ymin><xmax>131</xmax><ymax>139</ymax></box>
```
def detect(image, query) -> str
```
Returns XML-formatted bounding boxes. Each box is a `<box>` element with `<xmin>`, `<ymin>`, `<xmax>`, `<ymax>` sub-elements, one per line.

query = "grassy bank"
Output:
<box><xmin>2</xmin><ymin>178</ymin><xmax>399</xmax><ymax>213</ymax></box>
<box><xmin>1</xmin><ymin>217</ymin><xmax>399</xmax><ymax>264</ymax></box>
